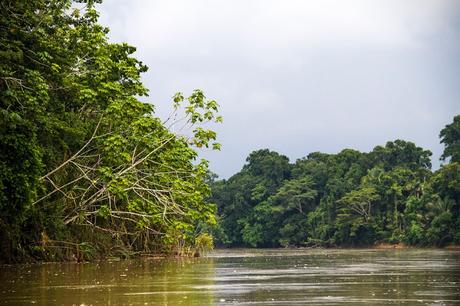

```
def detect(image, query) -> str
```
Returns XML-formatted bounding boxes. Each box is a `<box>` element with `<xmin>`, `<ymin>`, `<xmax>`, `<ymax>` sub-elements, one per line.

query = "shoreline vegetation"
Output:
<box><xmin>1</xmin><ymin>1</ymin><xmax>459</xmax><ymax>264</ymax></box>
<box><xmin>212</xmin><ymin>243</ymin><xmax>460</xmax><ymax>250</ymax></box>
<box><xmin>3</xmin><ymin>244</ymin><xmax>460</xmax><ymax>267</ymax></box>
<box><xmin>1</xmin><ymin>1</ymin><xmax>220</xmax><ymax>263</ymax></box>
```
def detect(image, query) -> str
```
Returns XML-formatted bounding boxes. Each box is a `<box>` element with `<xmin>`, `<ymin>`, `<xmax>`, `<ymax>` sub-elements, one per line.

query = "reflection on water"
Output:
<box><xmin>1</xmin><ymin>249</ymin><xmax>459</xmax><ymax>305</ymax></box>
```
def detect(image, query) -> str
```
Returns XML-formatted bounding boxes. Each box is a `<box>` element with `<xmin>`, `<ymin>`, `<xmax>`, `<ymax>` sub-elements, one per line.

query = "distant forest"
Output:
<box><xmin>210</xmin><ymin>115</ymin><xmax>460</xmax><ymax>248</ymax></box>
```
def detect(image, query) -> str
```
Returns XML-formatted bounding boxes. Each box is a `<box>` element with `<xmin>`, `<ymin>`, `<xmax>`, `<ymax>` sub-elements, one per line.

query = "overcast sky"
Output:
<box><xmin>98</xmin><ymin>0</ymin><xmax>460</xmax><ymax>178</ymax></box>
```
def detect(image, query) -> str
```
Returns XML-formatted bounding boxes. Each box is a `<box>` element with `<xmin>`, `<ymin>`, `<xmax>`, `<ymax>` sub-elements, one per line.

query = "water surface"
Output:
<box><xmin>1</xmin><ymin>248</ymin><xmax>459</xmax><ymax>305</ymax></box>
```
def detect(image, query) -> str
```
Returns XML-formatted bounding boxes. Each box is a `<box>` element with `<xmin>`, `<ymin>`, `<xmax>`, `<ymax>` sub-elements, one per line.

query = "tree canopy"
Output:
<box><xmin>211</xmin><ymin>128</ymin><xmax>460</xmax><ymax>248</ymax></box>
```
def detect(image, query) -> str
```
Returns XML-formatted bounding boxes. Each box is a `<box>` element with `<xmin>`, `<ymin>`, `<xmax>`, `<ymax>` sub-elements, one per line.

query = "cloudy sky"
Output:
<box><xmin>98</xmin><ymin>0</ymin><xmax>460</xmax><ymax>178</ymax></box>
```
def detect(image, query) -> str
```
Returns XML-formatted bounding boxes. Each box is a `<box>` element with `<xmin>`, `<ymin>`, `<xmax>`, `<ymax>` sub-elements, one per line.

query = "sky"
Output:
<box><xmin>98</xmin><ymin>0</ymin><xmax>460</xmax><ymax>178</ymax></box>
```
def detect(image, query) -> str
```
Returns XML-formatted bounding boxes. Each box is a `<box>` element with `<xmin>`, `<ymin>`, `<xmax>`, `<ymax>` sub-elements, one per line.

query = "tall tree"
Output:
<box><xmin>440</xmin><ymin>115</ymin><xmax>460</xmax><ymax>163</ymax></box>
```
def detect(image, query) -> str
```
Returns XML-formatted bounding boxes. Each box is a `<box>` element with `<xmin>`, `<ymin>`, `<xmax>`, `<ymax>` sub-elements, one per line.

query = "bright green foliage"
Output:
<box><xmin>0</xmin><ymin>0</ymin><xmax>220</xmax><ymax>262</ymax></box>
<box><xmin>194</xmin><ymin>232</ymin><xmax>214</xmax><ymax>256</ymax></box>
<box><xmin>211</xmin><ymin>126</ymin><xmax>460</xmax><ymax>247</ymax></box>
<box><xmin>335</xmin><ymin>187</ymin><xmax>379</xmax><ymax>245</ymax></box>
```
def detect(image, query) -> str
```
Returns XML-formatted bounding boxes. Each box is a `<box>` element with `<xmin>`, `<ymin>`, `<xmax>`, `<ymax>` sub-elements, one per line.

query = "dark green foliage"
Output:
<box><xmin>440</xmin><ymin>115</ymin><xmax>460</xmax><ymax>163</ymax></box>
<box><xmin>369</xmin><ymin>140</ymin><xmax>432</xmax><ymax>171</ymax></box>
<box><xmin>210</xmin><ymin>149</ymin><xmax>291</xmax><ymax>246</ymax></box>
<box><xmin>211</xmin><ymin>125</ymin><xmax>460</xmax><ymax>248</ymax></box>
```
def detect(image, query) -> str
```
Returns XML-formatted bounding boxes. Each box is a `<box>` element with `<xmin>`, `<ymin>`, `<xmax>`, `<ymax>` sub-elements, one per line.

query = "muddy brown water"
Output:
<box><xmin>0</xmin><ymin>248</ymin><xmax>459</xmax><ymax>305</ymax></box>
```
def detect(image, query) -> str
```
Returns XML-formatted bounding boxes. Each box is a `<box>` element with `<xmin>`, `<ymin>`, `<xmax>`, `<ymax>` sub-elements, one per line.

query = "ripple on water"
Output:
<box><xmin>0</xmin><ymin>248</ymin><xmax>459</xmax><ymax>305</ymax></box>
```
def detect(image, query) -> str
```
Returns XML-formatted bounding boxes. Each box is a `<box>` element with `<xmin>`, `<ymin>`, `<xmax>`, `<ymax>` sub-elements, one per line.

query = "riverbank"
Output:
<box><xmin>373</xmin><ymin>243</ymin><xmax>460</xmax><ymax>250</ymax></box>
<box><xmin>373</xmin><ymin>242</ymin><xmax>409</xmax><ymax>249</ymax></box>
<box><xmin>215</xmin><ymin>243</ymin><xmax>460</xmax><ymax>252</ymax></box>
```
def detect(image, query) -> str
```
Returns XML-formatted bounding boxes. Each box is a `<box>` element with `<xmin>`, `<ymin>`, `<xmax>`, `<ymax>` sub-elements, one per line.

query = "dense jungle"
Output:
<box><xmin>1</xmin><ymin>0</ymin><xmax>459</xmax><ymax>264</ymax></box>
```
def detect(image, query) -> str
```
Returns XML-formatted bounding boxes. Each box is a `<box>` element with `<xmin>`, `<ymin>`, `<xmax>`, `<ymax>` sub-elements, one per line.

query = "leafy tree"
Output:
<box><xmin>0</xmin><ymin>0</ymin><xmax>221</xmax><ymax>262</ymax></box>
<box><xmin>430</xmin><ymin>163</ymin><xmax>460</xmax><ymax>211</ymax></box>
<box><xmin>428</xmin><ymin>163</ymin><xmax>460</xmax><ymax>244</ymax></box>
<box><xmin>210</xmin><ymin>149</ymin><xmax>291</xmax><ymax>246</ymax></box>
<box><xmin>440</xmin><ymin>115</ymin><xmax>460</xmax><ymax>163</ymax></box>
<box><xmin>272</xmin><ymin>176</ymin><xmax>317</xmax><ymax>215</ymax></box>
<box><xmin>369</xmin><ymin>140</ymin><xmax>432</xmax><ymax>171</ymax></box>
<box><xmin>425</xmin><ymin>197</ymin><xmax>455</xmax><ymax>246</ymax></box>
<box><xmin>335</xmin><ymin>187</ymin><xmax>380</xmax><ymax>245</ymax></box>
<box><xmin>244</xmin><ymin>149</ymin><xmax>291</xmax><ymax>188</ymax></box>
<box><xmin>338</xmin><ymin>187</ymin><xmax>379</xmax><ymax>223</ymax></box>
<box><xmin>262</xmin><ymin>176</ymin><xmax>317</xmax><ymax>246</ymax></box>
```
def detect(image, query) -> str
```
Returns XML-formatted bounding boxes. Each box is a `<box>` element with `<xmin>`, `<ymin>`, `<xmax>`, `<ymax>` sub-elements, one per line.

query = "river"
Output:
<box><xmin>1</xmin><ymin>248</ymin><xmax>459</xmax><ymax>305</ymax></box>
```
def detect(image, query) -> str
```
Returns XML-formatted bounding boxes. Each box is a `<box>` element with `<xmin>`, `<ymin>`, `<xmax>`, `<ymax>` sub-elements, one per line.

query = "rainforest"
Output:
<box><xmin>0</xmin><ymin>0</ymin><xmax>221</xmax><ymax>262</ymax></box>
<box><xmin>1</xmin><ymin>0</ymin><xmax>460</xmax><ymax>265</ymax></box>
<box><xmin>210</xmin><ymin>132</ymin><xmax>460</xmax><ymax>248</ymax></box>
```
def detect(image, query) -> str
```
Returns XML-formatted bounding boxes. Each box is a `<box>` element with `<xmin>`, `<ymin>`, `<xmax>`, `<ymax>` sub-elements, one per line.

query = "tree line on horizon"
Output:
<box><xmin>210</xmin><ymin>115</ymin><xmax>460</xmax><ymax>248</ymax></box>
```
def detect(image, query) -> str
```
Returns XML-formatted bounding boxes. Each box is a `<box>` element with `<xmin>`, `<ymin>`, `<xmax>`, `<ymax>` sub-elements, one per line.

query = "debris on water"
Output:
<box><xmin>1</xmin><ymin>249</ymin><xmax>459</xmax><ymax>305</ymax></box>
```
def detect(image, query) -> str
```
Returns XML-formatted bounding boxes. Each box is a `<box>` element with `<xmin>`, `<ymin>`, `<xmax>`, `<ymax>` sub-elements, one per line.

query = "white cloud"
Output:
<box><xmin>101</xmin><ymin>0</ymin><xmax>454</xmax><ymax>50</ymax></box>
<box><xmin>98</xmin><ymin>0</ymin><xmax>460</xmax><ymax>177</ymax></box>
